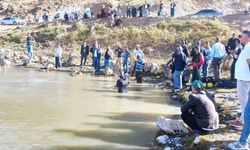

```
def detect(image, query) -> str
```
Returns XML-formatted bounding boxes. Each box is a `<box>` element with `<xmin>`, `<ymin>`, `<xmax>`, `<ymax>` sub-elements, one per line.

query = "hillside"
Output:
<box><xmin>0</xmin><ymin>0</ymin><xmax>247</xmax><ymax>20</ymax></box>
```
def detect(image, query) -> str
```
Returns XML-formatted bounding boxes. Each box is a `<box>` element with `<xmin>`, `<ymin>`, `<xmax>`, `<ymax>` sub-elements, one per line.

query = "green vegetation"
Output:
<box><xmin>0</xmin><ymin>18</ymin><xmax>231</xmax><ymax>59</ymax></box>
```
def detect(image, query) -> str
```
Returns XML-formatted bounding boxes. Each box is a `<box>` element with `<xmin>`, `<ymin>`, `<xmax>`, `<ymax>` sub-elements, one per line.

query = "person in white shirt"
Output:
<box><xmin>230</xmin><ymin>30</ymin><xmax>250</xmax><ymax>128</ymax></box>
<box><xmin>133</xmin><ymin>45</ymin><xmax>144</xmax><ymax>75</ymax></box>
<box><xmin>55</xmin><ymin>44</ymin><xmax>63</xmax><ymax>69</ymax></box>
<box><xmin>210</xmin><ymin>37</ymin><xmax>226</xmax><ymax>81</ymax></box>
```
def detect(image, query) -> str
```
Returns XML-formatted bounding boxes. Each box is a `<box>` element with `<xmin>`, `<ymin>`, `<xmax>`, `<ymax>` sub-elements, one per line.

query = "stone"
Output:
<box><xmin>156</xmin><ymin>116</ymin><xmax>190</xmax><ymax>134</ymax></box>
<box><xmin>156</xmin><ymin>135</ymin><xmax>170</xmax><ymax>144</ymax></box>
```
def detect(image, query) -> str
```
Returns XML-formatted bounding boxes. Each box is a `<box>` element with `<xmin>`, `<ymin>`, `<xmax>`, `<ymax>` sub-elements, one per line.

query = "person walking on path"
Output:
<box><xmin>26</xmin><ymin>33</ymin><xmax>35</xmax><ymax>60</ymax></box>
<box><xmin>54</xmin><ymin>44</ymin><xmax>62</xmax><ymax>69</ymax></box>
<box><xmin>80</xmin><ymin>41</ymin><xmax>89</xmax><ymax>66</ymax></box>
<box><xmin>230</xmin><ymin>30</ymin><xmax>250</xmax><ymax>128</ymax></box>
<box><xmin>210</xmin><ymin>37</ymin><xmax>226</xmax><ymax>81</ymax></box>
<box><xmin>181</xmin><ymin>80</ymin><xmax>219</xmax><ymax>135</ymax></box>
<box><xmin>173</xmin><ymin>46</ymin><xmax>187</xmax><ymax>91</ymax></box>
<box><xmin>170</xmin><ymin>0</ymin><xmax>177</xmax><ymax>17</ymax></box>
<box><xmin>201</xmin><ymin>41</ymin><xmax>211</xmax><ymax>80</ymax></box>
<box><xmin>123</xmin><ymin>48</ymin><xmax>131</xmax><ymax>74</ymax></box>
<box><xmin>228</xmin><ymin>89</ymin><xmax>250</xmax><ymax>150</ymax></box>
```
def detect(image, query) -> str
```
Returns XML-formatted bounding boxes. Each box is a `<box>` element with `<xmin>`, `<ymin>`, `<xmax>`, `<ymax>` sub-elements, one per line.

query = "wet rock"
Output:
<box><xmin>164</xmin><ymin>147</ymin><xmax>171</xmax><ymax>150</ymax></box>
<box><xmin>80</xmin><ymin>66</ymin><xmax>94</xmax><ymax>73</ymax></box>
<box><xmin>156</xmin><ymin>135</ymin><xmax>170</xmax><ymax>144</ymax></box>
<box><xmin>156</xmin><ymin>116</ymin><xmax>190</xmax><ymax>134</ymax></box>
<box><xmin>193</xmin><ymin>137</ymin><xmax>201</xmax><ymax>144</ymax></box>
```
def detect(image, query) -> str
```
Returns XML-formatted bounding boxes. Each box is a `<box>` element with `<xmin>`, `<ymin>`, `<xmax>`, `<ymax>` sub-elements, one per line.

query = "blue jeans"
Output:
<box><xmin>239</xmin><ymin>90</ymin><xmax>250</xmax><ymax>145</ymax></box>
<box><xmin>158</xmin><ymin>9</ymin><xmax>163</xmax><ymax>17</ymax></box>
<box><xmin>93</xmin><ymin>57</ymin><xmax>100</xmax><ymax>73</ymax></box>
<box><xmin>104</xmin><ymin>59</ymin><xmax>110</xmax><ymax>72</ymax></box>
<box><xmin>123</xmin><ymin>60</ymin><xmax>129</xmax><ymax>73</ymax></box>
<box><xmin>173</xmin><ymin>70</ymin><xmax>183</xmax><ymax>89</ymax></box>
<box><xmin>27</xmin><ymin>45</ymin><xmax>33</xmax><ymax>59</ymax></box>
<box><xmin>55</xmin><ymin>57</ymin><xmax>61</xmax><ymax>68</ymax></box>
<box><xmin>202</xmin><ymin>61</ymin><xmax>210</xmax><ymax>79</ymax></box>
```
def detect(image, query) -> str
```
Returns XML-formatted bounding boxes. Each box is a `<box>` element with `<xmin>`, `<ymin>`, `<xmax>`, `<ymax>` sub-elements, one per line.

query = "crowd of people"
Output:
<box><xmin>31</xmin><ymin>0</ymin><xmax>178</xmax><ymax>25</ymax></box>
<box><xmin>170</xmin><ymin>31</ymin><xmax>250</xmax><ymax>150</ymax></box>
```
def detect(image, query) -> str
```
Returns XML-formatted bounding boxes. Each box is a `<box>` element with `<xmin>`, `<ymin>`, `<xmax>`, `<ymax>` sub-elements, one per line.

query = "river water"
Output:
<box><xmin>0</xmin><ymin>69</ymin><xmax>180</xmax><ymax>150</ymax></box>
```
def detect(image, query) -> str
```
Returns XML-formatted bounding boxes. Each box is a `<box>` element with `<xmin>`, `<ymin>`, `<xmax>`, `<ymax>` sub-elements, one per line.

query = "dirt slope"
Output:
<box><xmin>0</xmin><ymin>0</ymin><xmax>247</xmax><ymax>20</ymax></box>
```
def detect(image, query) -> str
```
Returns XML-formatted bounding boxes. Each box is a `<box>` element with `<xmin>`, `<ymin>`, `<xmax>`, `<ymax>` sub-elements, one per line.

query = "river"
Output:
<box><xmin>0</xmin><ymin>68</ymin><xmax>180</xmax><ymax>150</ymax></box>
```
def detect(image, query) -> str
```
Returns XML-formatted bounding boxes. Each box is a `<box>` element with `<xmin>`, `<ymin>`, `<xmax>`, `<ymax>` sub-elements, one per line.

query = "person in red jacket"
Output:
<box><xmin>189</xmin><ymin>46</ymin><xmax>204</xmax><ymax>81</ymax></box>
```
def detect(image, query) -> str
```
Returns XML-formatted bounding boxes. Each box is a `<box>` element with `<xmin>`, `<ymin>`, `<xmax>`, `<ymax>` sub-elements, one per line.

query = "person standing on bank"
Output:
<box><xmin>201</xmin><ymin>41</ymin><xmax>211</xmax><ymax>80</ymax></box>
<box><xmin>55</xmin><ymin>44</ymin><xmax>63</xmax><ymax>69</ymax></box>
<box><xmin>26</xmin><ymin>33</ymin><xmax>35</xmax><ymax>60</ymax></box>
<box><xmin>229</xmin><ymin>30</ymin><xmax>250</xmax><ymax>128</ymax></box>
<box><xmin>80</xmin><ymin>41</ymin><xmax>89</xmax><ymax>66</ymax></box>
<box><xmin>230</xmin><ymin>38</ymin><xmax>242</xmax><ymax>81</ymax></box>
<box><xmin>104</xmin><ymin>47</ymin><xmax>114</xmax><ymax>74</ymax></box>
<box><xmin>170</xmin><ymin>0</ymin><xmax>177</xmax><ymax>17</ymax></box>
<box><xmin>181</xmin><ymin>80</ymin><xmax>219</xmax><ymax>134</ymax></box>
<box><xmin>210</xmin><ymin>37</ymin><xmax>226</xmax><ymax>81</ymax></box>
<box><xmin>173</xmin><ymin>46</ymin><xmax>187</xmax><ymax>91</ymax></box>
<box><xmin>189</xmin><ymin>46</ymin><xmax>204</xmax><ymax>81</ymax></box>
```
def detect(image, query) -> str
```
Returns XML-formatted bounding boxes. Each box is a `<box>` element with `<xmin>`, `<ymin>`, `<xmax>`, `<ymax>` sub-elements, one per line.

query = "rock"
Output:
<box><xmin>150</xmin><ymin>63</ymin><xmax>161</xmax><ymax>75</ymax></box>
<box><xmin>164</xmin><ymin>147</ymin><xmax>171</xmax><ymax>150</ymax></box>
<box><xmin>105</xmin><ymin>68</ymin><xmax>114</xmax><ymax>76</ymax></box>
<box><xmin>45</xmin><ymin>63</ymin><xmax>54</xmax><ymax>70</ymax></box>
<box><xmin>156</xmin><ymin>135</ymin><xmax>170</xmax><ymax>144</ymax></box>
<box><xmin>80</xmin><ymin>66</ymin><xmax>94</xmax><ymax>73</ymax></box>
<box><xmin>193</xmin><ymin>137</ymin><xmax>201</xmax><ymax>144</ymax></box>
<box><xmin>63</xmin><ymin>53</ymin><xmax>78</xmax><ymax>67</ymax></box>
<box><xmin>156</xmin><ymin>116</ymin><xmax>190</xmax><ymax>134</ymax></box>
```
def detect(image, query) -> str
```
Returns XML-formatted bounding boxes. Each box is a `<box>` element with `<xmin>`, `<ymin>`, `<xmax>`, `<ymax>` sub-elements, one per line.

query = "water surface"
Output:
<box><xmin>0</xmin><ymin>69</ymin><xmax>180</xmax><ymax>150</ymax></box>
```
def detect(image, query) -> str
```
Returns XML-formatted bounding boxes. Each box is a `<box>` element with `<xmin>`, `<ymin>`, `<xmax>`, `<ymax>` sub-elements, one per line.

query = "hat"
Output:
<box><xmin>192</xmin><ymin>80</ymin><xmax>203</xmax><ymax>90</ymax></box>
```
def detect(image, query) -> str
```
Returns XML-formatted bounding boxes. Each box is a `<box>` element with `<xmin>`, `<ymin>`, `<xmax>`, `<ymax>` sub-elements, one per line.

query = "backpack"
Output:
<box><xmin>217</xmin><ymin>79</ymin><xmax>236</xmax><ymax>89</ymax></box>
<box><xmin>182</xmin><ymin>69</ymin><xmax>191</xmax><ymax>83</ymax></box>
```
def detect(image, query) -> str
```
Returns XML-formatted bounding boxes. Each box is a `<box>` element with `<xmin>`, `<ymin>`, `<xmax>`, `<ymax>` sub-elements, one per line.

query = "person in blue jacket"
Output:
<box><xmin>135</xmin><ymin>54</ymin><xmax>145</xmax><ymax>83</ymax></box>
<box><xmin>92</xmin><ymin>44</ymin><xmax>102</xmax><ymax>74</ymax></box>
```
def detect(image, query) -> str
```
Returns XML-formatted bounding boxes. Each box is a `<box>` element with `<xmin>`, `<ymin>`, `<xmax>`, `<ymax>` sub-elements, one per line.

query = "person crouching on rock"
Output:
<box><xmin>181</xmin><ymin>80</ymin><xmax>219</xmax><ymax>134</ymax></box>
<box><xmin>55</xmin><ymin>44</ymin><xmax>63</xmax><ymax>69</ymax></box>
<box><xmin>135</xmin><ymin>54</ymin><xmax>145</xmax><ymax>83</ymax></box>
<box><xmin>116</xmin><ymin>73</ymin><xmax>129</xmax><ymax>93</ymax></box>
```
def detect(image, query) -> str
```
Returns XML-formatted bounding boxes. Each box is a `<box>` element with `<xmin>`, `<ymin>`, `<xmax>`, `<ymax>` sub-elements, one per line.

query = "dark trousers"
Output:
<box><xmin>80</xmin><ymin>55</ymin><xmax>87</xmax><ymax>66</ymax></box>
<box><xmin>230</xmin><ymin>58</ymin><xmax>237</xmax><ymax>80</ymax></box>
<box><xmin>136</xmin><ymin>71</ymin><xmax>143</xmax><ymax>83</ymax></box>
<box><xmin>192</xmin><ymin>67</ymin><xmax>201</xmax><ymax>82</ymax></box>
<box><xmin>181</xmin><ymin>112</ymin><xmax>207</xmax><ymax>134</ymax></box>
<box><xmin>212</xmin><ymin>57</ymin><xmax>223</xmax><ymax>81</ymax></box>
<box><xmin>55</xmin><ymin>57</ymin><xmax>61</xmax><ymax>69</ymax></box>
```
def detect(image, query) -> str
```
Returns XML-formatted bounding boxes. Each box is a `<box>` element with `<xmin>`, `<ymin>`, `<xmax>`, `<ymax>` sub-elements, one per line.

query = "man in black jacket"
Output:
<box><xmin>80</xmin><ymin>41</ymin><xmax>89</xmax><ymax>66</ymax></box>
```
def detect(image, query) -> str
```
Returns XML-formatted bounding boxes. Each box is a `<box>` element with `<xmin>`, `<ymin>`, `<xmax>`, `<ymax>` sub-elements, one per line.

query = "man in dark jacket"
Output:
<box><xmin>80</xmin><ymin>41</ymin><xmax>89</xmax><ymax>66</ymax></box>
<box><xmin>226</xmin><ymin>33</ymin><xmax>237</xmax><ymax>55</ymax></box>
<box><xmin>173</xmin><ymin>46</ymin><xmax>187</xmax><ymax>91</ymax></box>
<box><xmin>181</xmin><ymin>80</ymin><xmax>219</xmax><ymax>134</ymax></box>
<box><xmin>116</xmin><ymin>73</ymin><xmax>129</xmax><ymax>93</ymax></box>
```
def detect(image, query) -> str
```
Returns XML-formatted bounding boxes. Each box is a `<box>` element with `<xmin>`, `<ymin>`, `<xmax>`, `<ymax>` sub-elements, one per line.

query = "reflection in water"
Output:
<box><xmin>0</xmin><ymin>69</ymin><xmax>180</xmax><ymax>150</ymax></box>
